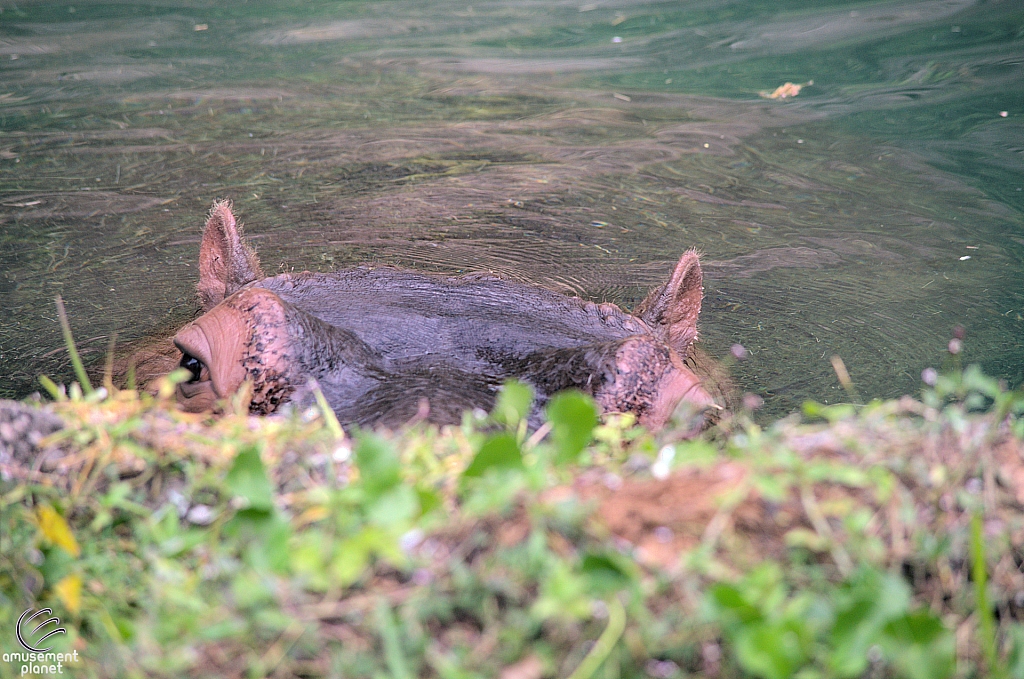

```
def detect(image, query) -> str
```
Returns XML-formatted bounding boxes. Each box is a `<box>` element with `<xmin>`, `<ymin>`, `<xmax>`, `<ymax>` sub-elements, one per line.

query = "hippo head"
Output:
<box><xmin>172</xmin><ymin>202</ymin><xmax>380</xmax><ymax>414</ymax></box>
<box><xmin>521</xmin><ymin>252</ymin><xmax>716</xmax><ymax>431</ymax></box>
<box><xmin>174</xmin><ymin>286</ymin><xmax>296</xmax><ymax>413</ymax></box>
<box><xmin>629</xmin><ymin>249</ymin><xmax>716</xmax><ymax>429</ymax></box>
<box><xmin>173</xmin><ymin>201</ymin><xmax>272</xmax><ymax>412</ymax></box>
<box><xmin>161</xmin><ymin>201</ymin><xmax>723</xmax><ymax>430</ymax></box>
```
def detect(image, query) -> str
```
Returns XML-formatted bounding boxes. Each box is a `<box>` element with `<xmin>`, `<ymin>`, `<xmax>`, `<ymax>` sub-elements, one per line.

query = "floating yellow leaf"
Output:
<box><xmin>760</xmin><ymin>80</ymin><xmax>813</xmax><ymax>99</ymax></box>
<box><xmin>37</xmin><ymin>505</ymin><xmax>81</xmax><ymax>557</ymax></box>
<box><xmin>55</xmin><ymin>574</ymin><xmax>83</xmax><ymax>615</ymax></box>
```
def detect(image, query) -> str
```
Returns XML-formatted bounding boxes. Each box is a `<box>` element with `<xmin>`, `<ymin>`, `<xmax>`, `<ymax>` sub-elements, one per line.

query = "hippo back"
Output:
<box><xmin>257</xmin><ymin>268</ymin><xmax>651</xmax><ymax>372</ymax></box>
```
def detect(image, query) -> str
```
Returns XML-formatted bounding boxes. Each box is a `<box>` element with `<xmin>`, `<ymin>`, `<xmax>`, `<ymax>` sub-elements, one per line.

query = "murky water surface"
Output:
<box><xmin>1</xmin><ymin>0</ymin><xmax>1022</xmax><ymax>417</ymax></box>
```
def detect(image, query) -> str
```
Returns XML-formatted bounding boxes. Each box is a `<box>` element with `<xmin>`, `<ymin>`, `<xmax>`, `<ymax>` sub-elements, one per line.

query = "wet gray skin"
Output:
<box><xmin>169</xmin><ymin>202</ymin><xmax>712</xmax><ymax>429</ymax></box>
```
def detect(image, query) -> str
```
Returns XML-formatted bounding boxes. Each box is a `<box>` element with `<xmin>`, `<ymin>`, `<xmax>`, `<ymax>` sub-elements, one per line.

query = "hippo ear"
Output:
<box><xmin>197</xmin><ymin>200</ymin><xmax>264</xmax><ymax>311</ymax></box>
<box><xmin>634</xmin><ymin>250</ymin><xmax>703</xmax><ymax>356</ymax></box>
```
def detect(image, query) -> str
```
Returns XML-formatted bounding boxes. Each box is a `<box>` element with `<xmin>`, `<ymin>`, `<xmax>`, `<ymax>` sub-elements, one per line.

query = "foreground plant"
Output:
<box><xmin>1</xmin><ymin>361</ymin><xmax>1023</xmax><ymax>678</ymax></box>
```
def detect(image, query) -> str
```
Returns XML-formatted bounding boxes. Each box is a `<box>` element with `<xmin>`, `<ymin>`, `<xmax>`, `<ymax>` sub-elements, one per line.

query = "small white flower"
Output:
<box><xmin>651</xmin><ymin>444</ymin><xmax>675</xmax><ymax>479</ymax></box>
<box><xmin>400</xmin><ymin>528</ymin><xmax>425</xmax><ymax>554</ymax></box>
<box><xmin>187</xmin><ymin>505</ymin><xmax>215</xmax><ymax>525</ymax></box>
<box><xmin>332</xmin><ymin>443</ymin><xmax>351</xmax><ymax>463</ymax></box>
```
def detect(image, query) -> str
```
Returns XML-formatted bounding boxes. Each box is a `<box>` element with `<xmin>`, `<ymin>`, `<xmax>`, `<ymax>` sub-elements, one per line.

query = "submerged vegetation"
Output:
<box><xmin>2</xmin><ymin>352</ymin><xmax>1024</xmax><ymax>678</ymax></box>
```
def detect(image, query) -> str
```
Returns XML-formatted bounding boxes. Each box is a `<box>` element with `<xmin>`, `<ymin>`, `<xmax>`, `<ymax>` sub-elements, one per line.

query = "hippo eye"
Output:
<box><xmin>179</xmin><ymin>352</ymin><xmax>205</xmax><ymax>383</ymax></box>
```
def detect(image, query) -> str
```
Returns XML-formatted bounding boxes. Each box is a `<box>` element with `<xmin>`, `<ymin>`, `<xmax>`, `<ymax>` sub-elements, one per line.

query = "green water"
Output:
<box><xmin>1</xmin><ymin>0</ymin><xmax>1022</xmax><ymax>417</ymax></box>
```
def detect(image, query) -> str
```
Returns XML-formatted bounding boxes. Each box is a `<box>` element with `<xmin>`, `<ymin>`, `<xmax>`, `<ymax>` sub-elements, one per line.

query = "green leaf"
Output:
<box><xmin>231</xmin><ymin>571</ymin><xmax>276</xmax><ymax>610</ymax></box>
<box><xmin>580</xmin><ymin>551</ymin><xmax>636</xmax><ymax>596</ymax></box>
<box><xmin>149</xmin><ymin>504</ymin><xmax>181</xmax><ymax>543</ymax></box>
<box><xmin>708</xmin><ymin>584</ymin><xmax>763</xmax><ymax>625</ymax></box>
<box><xmin>531</xmin><ymin>560</ymin><xmax>591</xmax><ymax>621</ymax></box>
<box><xmin>330</xmin><ymin>534</ymin><xmax>372</xmax><ymax>587</ymax></box>
<box><xmin>462</xmin><ymin>433</ymin><xmax>523</xmax><ymax>479</ymax></box>
<box><xmin>751</xmin><ymin>472</ymin><xmax>793</xmax><ymax>502</ymax></box>
<box><xmin>460</xmin><ymin>469</ymin><xmax>527</xmax><ymax>515</ymax></box>
<box><xmin>734</xmin><ymin>621</ymin><xmax>808</xmax><ymax>679</ymax></box>
<box><xmin>805</xmin><ymin>462</ymin><xmax>868</xmax><ymax>487</ymax></box>
<box><xmin>38</xmin><ymin>374</ymin><xmax>65</xmax><ymax>401</ymax></box>
<box><xmin>225</xmin><ymin>445</ymin><xmax>273</xmax><ymax>512</ymax></box>
<box><xmin>290</xmin><ymin>531</ymin><xmax>329</xmax><ymax>590</ymax></box>
<box><xmin>494</xmin><ymin>380</ymin><xmax>534</xmax><ymax>426</ymax></box>
<box><xmin>366</xmin><ymin>485</ymin><xmax>418</xmax><ymax>527</ymax></box>
<box><xmin>802</xmin><ymin>401</ymin><xmax>856</xmax><ymax>423</ymax></box>
<box><xmin>331</xmin><ymin>526</ymin><xmax>405</xmax><ymax>587</ymax></box>
<box><xmin>416</xmin><ymin>487</ymin><xmax>441</xmax><ymax>517</ymax></box>
<box><xmin>376</xmin><ymin>600</ymin><xmax>414</xmax><ymax>679</ymax></box>
<box><xmin>675</xmin><ymin>439</ymin><xmax>720</xmax><ymax>466</ymax></box>
<box><xmin>829</xmin><ymin>570</ymin><xmax>911</xmax><ymax>677</ymax></box>
<box><xmin>881</xmin><ymin>612</ymin><xmax>955</xmax><ymax>679</ymax></box>
<box><xmin>355</xmin><ymin>433</ymin><xmax>401</xmax><ymax>499</ymax></box>
<box><xmin>1004</xmin><ymin>623</ymin><xmax>1024</xmax><ymax>679</ymax></box>
<box><xmin>158</xmin><ymin>528</ymin><xmax>208</xmax><ymax>558</ymax></box>
<box><xmin>882</xmin><ymin>610</ymin><xmax>945</xmax><ymax>645</ymax></box>
<box><xmin>547</xmin><ymin>391</ymin><xmax>598</xmax><ymax>464</ymax></box>
<box><xmin>199</xmin><ymin>618</ymin><xmax>247</xmax><ymax>641</ymax></box>
<box><xmin>740</xmin><ymin>562</ymin><xmax>787</xmax><ymax>612</ymax></box>
<box><xmin>962</xmin><ymin>364</ymin><xmax>1001</xmax><ymax>399</ymax></box>
<box><xmin>257</xmin><ymin>513</ymin><xmax>293</xmax><ymax>574</ymax></box>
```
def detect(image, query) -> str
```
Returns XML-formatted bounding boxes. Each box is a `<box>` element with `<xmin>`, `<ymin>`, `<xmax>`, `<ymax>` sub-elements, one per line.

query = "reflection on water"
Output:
<box><xmin>1</xmin><ymin>0</ymin><xmax>1021</xmax><ymax>417</ymax></box>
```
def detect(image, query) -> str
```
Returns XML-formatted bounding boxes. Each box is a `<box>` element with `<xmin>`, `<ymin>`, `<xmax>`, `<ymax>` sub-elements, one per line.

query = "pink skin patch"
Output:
<box><xmin>173</xmin><ymin>288</ymin><xmax>295</xmax><ymax>414</ymax></box>
<box><xmin>197</xmin><ymin>200</ymin><xmax>263</xmax><ymax>312</ymax></box>
<box><xmin>642</xmin><ymin>361</ymin><xmax>715</xmax><ymax>431</ymax></box>
<box><xmin>593</xmin><ymin>335</ymin><xmax>715</xmax><ymax>431</ymax></box>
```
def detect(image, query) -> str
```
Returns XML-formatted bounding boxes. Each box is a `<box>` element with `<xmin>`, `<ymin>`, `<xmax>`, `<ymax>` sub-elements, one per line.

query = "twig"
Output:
<box><xmin>830</xmin><ymin>354</ymin><xmax>860</xmax><ymax>403</ymax></box>
<box><xmin>302</xmin><ymin>587</ymin><xmax>414</xmax><ymax>621</ymax></box>
<box><xmin>103</xmin><ymin>332</ymin><xmax>118</xmax><ymax>392</ymax></box>
<box><xmin>800</xmin><ymin>484</ymin><xmax>853</xmax><ymax>577</ymax></box>
<box><xmin>263</xmin><ymin>619</ymin><xmax>305</xmax><ymax>678</ymax></box>
<box><xmin>525</xmin><ymin>422</ymin><xmax>552</xmax><ymax>449</ymax></box>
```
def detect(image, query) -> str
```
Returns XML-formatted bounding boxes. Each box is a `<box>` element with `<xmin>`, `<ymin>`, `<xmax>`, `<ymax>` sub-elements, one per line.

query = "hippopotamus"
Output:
<box><xmin>130</xmin><ymin>201</ymin><xmax>717</xmax><ymax>430</ymax></box>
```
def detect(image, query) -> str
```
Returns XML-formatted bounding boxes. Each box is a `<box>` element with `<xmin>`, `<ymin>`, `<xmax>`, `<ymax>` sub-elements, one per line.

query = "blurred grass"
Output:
<box><xmin>2</xmin><ymin>362</ymin><xmax>1024</xmax><ymax>678</ymax></box>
